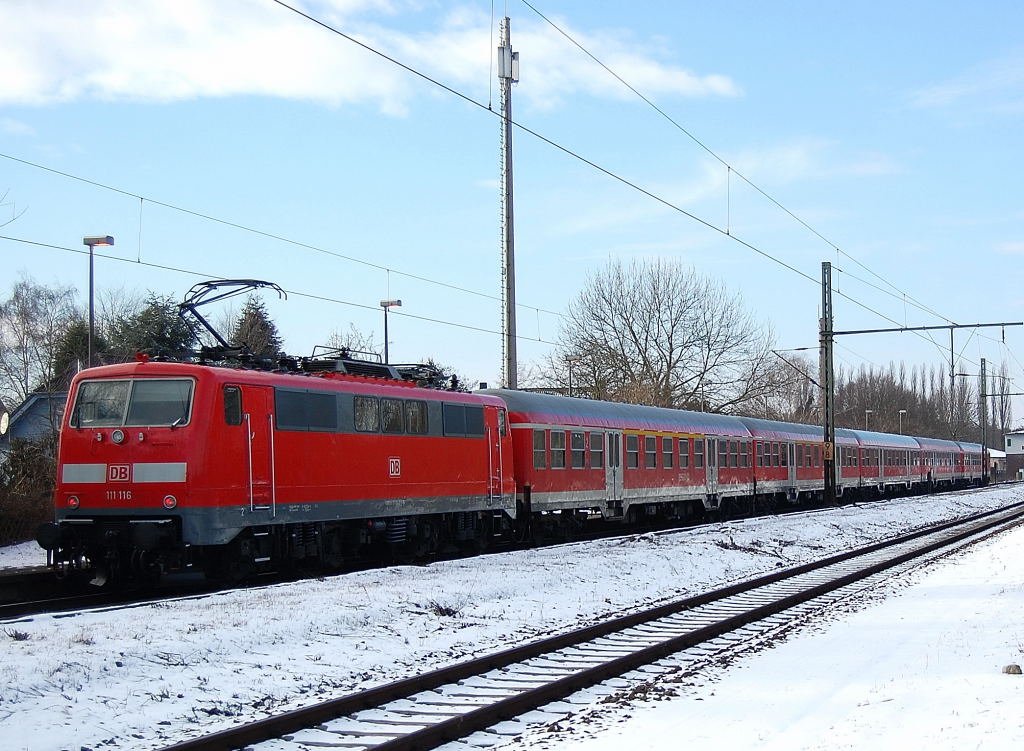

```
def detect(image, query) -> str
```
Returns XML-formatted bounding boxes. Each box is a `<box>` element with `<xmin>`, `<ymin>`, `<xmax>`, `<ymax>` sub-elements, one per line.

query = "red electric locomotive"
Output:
<box><xmin>37</xmin><ymin>355</ymin><xmax>515</xmax><ymax>582</ymax></box>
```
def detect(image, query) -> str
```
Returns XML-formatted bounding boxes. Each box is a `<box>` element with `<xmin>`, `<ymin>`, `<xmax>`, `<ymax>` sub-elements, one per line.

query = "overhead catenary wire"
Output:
<box><xmin>267</xmin><ymin>0</ymin><xmax>1013</xmax><ymax>380</ymax></box>
<box><xmin>0</xmin><ymin>151</ymin><xmax>566</xmax><ymax>321</ymax></box>
<box><xmin>520</xmin><ymin>0</ymin><xmax>1024</xmax><ymax>375</ymax></box>
<box><xmin>6</xmin><ymin>3</ymin><xmax>1015</xmax><ymax>390</ymax></box>
<box><xmin>519</xmin><ymin>0</ymin><xmax>963</xmax><ymax>331</ymax></box>
<box><xmin>0</xmin><ymin>235</ymin><xmax>559</xmax><ymax>346</ymax></box>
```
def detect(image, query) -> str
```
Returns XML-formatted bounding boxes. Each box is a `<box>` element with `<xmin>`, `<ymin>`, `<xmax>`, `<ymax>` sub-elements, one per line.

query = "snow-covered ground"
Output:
<box><xmin>1</xmin><ymin>486</ymin><xmax>1021</xmax><ymax>751</ymax></box>
<box><xmin>0</xmin><ymin>540</ymin><xmax>47</xmax><ymax>570</ymax></box>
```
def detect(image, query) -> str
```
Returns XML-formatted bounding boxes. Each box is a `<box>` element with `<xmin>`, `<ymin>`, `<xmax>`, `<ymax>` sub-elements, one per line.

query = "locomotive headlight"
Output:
<box><xmin>67</xmin><ymin>495</ymin><xmax>80</xmax><ymax>509</ymax></box>
<box><xmin>162</xmin><ymin>494</ymin><xmax>178</xmax><ymax>509</ymax></box>
<box><xmin>111</xmin><ymin>429</ymin><xmax>126</xmax><ymax>444</ymax></box>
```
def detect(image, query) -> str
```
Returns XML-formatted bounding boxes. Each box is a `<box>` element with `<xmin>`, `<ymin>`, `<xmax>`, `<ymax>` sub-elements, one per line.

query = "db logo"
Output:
<box><xmin>388</xmin><ymin>457</ymin><xmax>401</xmax><ymax>477</ymax></box>
<box><xmin>108</xmin><ymin>464</ymin><xmax>131</xmax><ymax>482</ymax></box>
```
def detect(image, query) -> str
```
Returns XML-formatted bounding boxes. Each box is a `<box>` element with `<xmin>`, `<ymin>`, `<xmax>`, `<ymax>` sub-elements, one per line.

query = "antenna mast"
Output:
<box><xmin>498</xmin><ymin>16</ymin><xmax>519</xmax><ymax>388</ymax></box>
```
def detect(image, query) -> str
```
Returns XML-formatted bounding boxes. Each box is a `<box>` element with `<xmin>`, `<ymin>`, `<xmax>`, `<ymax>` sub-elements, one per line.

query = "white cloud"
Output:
<box><xmin>910</xmin><ymin>53</ymin><xmax>1024</xmax><ymax>111</ymax></box>
<box><xmin>0</xmin><ymin>2</ymin><xmax>739</xmax><ymax>114</ymax></box>
<box><xmin>0</xmin><ymin>117</ymin><xmax>35</xmax><ymax>136</ymax></box>
<box><xmin>996</xmin><ymin>241</ymin><xmax>1024</xmax><ymax>255</ymax></box>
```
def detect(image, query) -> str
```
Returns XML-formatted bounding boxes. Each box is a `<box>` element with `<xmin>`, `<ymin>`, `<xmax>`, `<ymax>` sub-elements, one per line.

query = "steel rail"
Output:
<box><xmin>160</xmin><ymin>500</ymin><xmax>1024</xmax><ymax>751</ymax></box>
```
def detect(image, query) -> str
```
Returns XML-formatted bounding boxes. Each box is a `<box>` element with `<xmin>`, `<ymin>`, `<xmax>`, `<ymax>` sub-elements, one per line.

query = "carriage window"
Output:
<box><xmin>796</xmin><ymin>444</ymin><xmax>804</xmax><ymax>467</ymax></box>
<box><xmin>680</xmin><ymin>437</ymin><xmax>690</xmax><ymax>468</ymax></box>
<box><xmin>645</xmin><ymin>436</ymin><xmax>657</xmax><ymax>469</ymax></box>
<box><xmin>813</xmin><ymin>445</ymin><xmax>821</xmax><ymax>467</ymax></box>
<box><xmin>551</xmin><ymin>431</ymin><xmax>566</xmax><ymax>469</ymax></box>
<box><xmin>740</xmin><ymin>441</ymin><xmax>749</xmax><ymax>468</ymax></box>
<box><xmin>354</xmin><ymin>395</ymin><xmax>379</xmax><ymax>432</ymax></box>
<box><xmin>571</xmin><ymin>431</ymin><xmax>586</xmax><ymax>469</ymax></box>
<box><xmin>223</xmin><ymin>386</ymin><xmax>242</xmax><ymax>425</ymax></box>
<box><xmin>718</xmin><ymin>441</ymin><xmax>728</xmax><ymax>468</ymax></box>
<box><xmin>405</xmin><ymin>400</ymin><xmax>428</xmax><ymax>434</ymax></box>
<box><xmin>772</xmin><ymin>442</ymin><xmax>780</xmax><ymax>467</ymax></box>
<box><xmin>590</xmin><ymin>432</ymin><xmax>604</xmax><ymax>469</ymax></box>
<box><xmin>781</xmin><ymin>443</ymin><xmax>789</xmax><ymax>467</ymax></box>
<box><xmin>533</xmin><ymin>430</ymin><xmax>546</xmax><ymax>469</ymax></box>
<box><xmin>694</xmin><ymin>439</ymin><xmax>704</xmax><ymax>468</ymax></box>
<box><xmin>497</xmin><ymin>408</ymin><xmax>507</xmax><ymax>436</ymax></box>
<box><xmin>663</xmin><ymin>437</ymin><xmax>674</xmax><ymax>469</ymax></box>
<box><xmin>756</xmin><ymin>441</ymin><xmax>763</xmax><ymax>467</ymax></box>
<box><xmin>381</xmin><ymin>398</ymin><xmax>404</xmax><ymax>434</ymax></box>
<box><xmin>626</xmin><ymin>434</ymin><xmax>639</xmax><ymax>469</ymax></box>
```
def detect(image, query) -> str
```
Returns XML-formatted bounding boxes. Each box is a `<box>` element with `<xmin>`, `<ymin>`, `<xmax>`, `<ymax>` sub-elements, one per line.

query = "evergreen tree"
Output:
<box><xmin>46</xmin><ymin>318</ymin><xmax>94</xmax><ymax>390</ymax></box>
<box><xmin>106</xmin><ymin>293</ymin><xmax>197</xmax><ymax>360</ymax></box>
<box><xmin>231</xmin><ymin>295</ymin><xmax>283</xmax><ymax>358</ymax></box>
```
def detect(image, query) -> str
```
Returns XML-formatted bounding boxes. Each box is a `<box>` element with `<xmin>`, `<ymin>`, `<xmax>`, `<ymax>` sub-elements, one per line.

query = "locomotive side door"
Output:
<box><xmin>241</xmin><ymin>385</ymin><xmax>276</xmax><ymax>516</ymax></box>
<box><xmin>486</xmin><ymin>407</ymin><xmax>506</xmax><ymax>501</ymax></box>
<box><xmin>605</xmin><ymin>432</ymin><xmax>623</xmax><ymax>501</ymax></box>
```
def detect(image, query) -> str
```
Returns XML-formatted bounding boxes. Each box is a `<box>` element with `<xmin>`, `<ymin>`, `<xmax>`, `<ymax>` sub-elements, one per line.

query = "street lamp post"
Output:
<box><xmin>864</xmin><ymin>409</ymin><xmax>873</xmax><ymax>430</ymax></box>
<box><xmin>83</xmin><ymin>235</ymin><xmax>114</xmax><ymax>368</ymax></box>
<box><xmin>379</xmin><ymin>299</ymin><xmax>401</xmax><ymax>364</ymax></box>
<box><xmin>898</xmin><ymin>409</ymin><xmax>907</xmax><ymax>434</ymax></box>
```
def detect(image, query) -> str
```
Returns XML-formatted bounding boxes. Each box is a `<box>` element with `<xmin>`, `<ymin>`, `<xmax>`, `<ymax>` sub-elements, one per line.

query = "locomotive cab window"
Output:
<box><xmin>223</xmin><ymin>386</ymin><xmax>242</xmax><ymax>425</ymax></box>
<box><xmin>72</xmin><ymin>378</ymin><xmax>194</xmax><ymax>428</ymax></box>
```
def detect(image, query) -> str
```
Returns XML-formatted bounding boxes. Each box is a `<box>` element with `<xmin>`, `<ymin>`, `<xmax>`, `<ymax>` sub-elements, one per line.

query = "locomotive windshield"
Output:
<box><xmin>72</xmin><ymin>378</ymin><xmax>194</xmax><ymax>428</ymax></box>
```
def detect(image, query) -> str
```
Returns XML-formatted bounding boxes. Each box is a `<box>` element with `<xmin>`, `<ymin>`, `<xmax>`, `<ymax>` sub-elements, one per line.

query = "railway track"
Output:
<box><xmin>4</xmin><ymin>481</ymin><xmax>999</xmax><ymax>622</ymax></box>
<box><xmin>158</xmin><ymin>499</ymin><xmax>1024</xmax><ymax>751</ymax></box>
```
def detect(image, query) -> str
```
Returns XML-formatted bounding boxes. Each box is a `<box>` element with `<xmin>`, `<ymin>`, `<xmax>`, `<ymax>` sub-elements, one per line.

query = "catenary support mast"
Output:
<box><xmin>498</xmin><ymin>17</ymin><xmax>519</xmax><ymax>388</ymax></box>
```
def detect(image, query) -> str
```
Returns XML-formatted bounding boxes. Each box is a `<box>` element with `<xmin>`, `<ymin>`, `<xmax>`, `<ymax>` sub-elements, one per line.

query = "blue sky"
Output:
<box><xmin>2</xmin><ymin>1</ymin><xmax>1023</xmax><ymax>413</ymax></box>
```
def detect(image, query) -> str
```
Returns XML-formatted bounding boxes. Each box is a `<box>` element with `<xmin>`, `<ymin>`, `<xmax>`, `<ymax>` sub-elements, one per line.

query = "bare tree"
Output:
<box><xmin>324</xmin><ymin>324</ymin><xmax>378</xmax><ymax>356</ymax></box>
<box><xmin>0</xmin><ymin>276</ymin><xmax>78</xmax><ymax>408</ymax></box>
<box><xmin>547</xmin><ymin>259</ymin><xmax>780</xmax><ymax>412</ymax></box>
<box><xmin>0</xmin><ymin>189</ymin><xmax>27</xmax><ymax>229</ymax></box>
<box><xmin>993</xmin><ymin>360</ymin><xmax>1013</xmax><ymax>436</ymax></box>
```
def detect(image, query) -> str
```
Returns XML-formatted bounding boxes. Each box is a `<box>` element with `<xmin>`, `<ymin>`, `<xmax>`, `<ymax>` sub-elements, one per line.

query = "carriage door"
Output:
<box><xmin>605</xmin><ymin>432</ymin><xmax>623</xmax><ymax>501</ymax></box>
<box><xmin>242</xmin><ymin>385</ymin><xmax>276</xmax><ymax>516</ymax></box>
<box><xmin>788</xmin><ymin>443</ymin><xmax>796</xmax><ymax>484</ymax></box>
<box><xmin>706</xmin><ymin>438</ymin><xmax>719</xmax><ymax>496</ymax></box>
